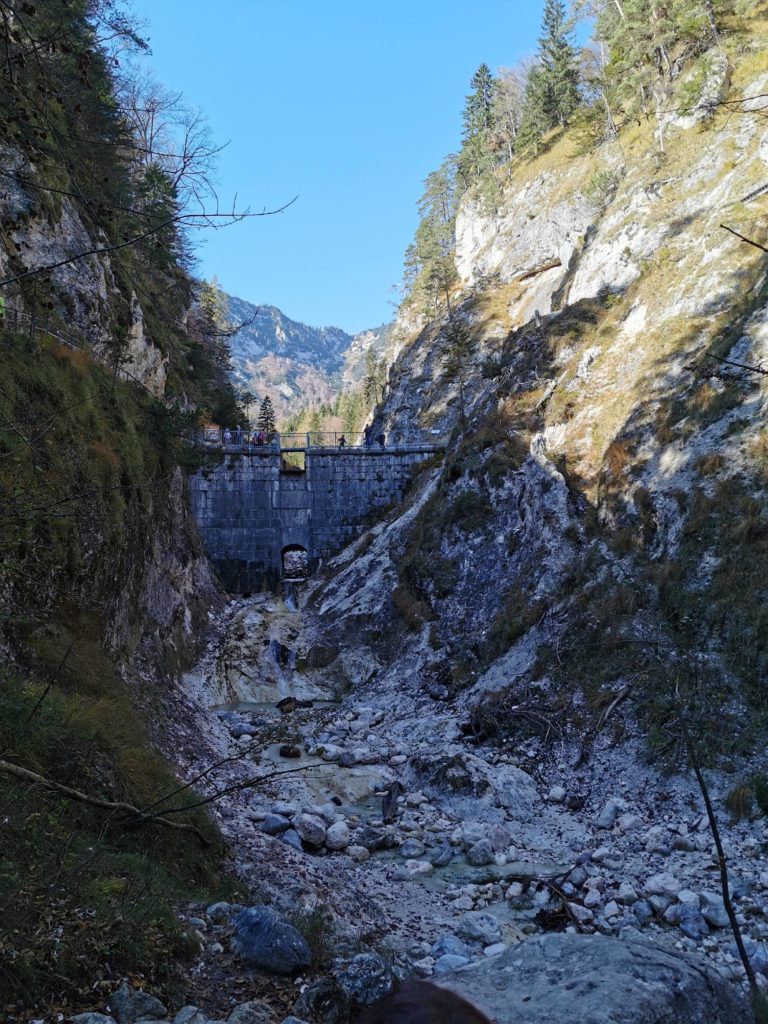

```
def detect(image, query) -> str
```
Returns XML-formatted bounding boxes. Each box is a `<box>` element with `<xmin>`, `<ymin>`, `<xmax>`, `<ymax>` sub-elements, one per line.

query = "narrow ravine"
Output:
<box><xmin>163</xmin><ymin>589</ymin><xmax>768</xmax><ymax>1020</ymax></box>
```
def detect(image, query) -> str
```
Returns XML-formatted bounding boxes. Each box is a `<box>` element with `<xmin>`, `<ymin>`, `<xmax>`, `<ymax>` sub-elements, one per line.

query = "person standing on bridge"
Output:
<box><xmin>222</xmin><ymin>427</ymin><xmax>232</xmax><ymax>445</ymax></box>
<box><xmin>377</xmin><ymin>432</ymin><xmax>385</xmax><ymax>447</ymax></box>
<box><xmin>234</xmin><ymin>424</ymin><xmax>242</xmax><ymax>447</ymax></box>
<box><xmin>338</xmin><ymin>434</ymin><xmax>347</xmax><ymax>448</ymax></box>
<box><xmin>364</xmin><ymin>425</ymin><xmax>372</xmax><ymax>448</ymax></box>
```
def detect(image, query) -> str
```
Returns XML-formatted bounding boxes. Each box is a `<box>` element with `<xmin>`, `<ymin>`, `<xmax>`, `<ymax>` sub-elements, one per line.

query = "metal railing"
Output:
<box><xmin>198</xmin><ymin>427</ymin><xmax>446</xmax><ymax>453</ymax></box>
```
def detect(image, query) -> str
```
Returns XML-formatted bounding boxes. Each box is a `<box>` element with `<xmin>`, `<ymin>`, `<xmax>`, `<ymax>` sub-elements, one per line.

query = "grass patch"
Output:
<box><xmin>0</xmin><ymin>673</ymin><xmax>229</xmax><ymax>1011</ymax></box>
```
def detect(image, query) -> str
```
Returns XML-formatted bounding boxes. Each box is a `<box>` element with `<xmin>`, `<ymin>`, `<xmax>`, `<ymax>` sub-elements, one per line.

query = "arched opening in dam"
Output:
<box><xmin>282</xmin><ymin>544</ymin><xmax>309</xmax><ymax>580</ymax></box>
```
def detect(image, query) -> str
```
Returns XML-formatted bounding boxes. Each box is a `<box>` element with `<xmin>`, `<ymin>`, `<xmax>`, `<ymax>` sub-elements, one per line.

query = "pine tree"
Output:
<box><xmin>257</xmin><ymin>395</ymin><xmax>277</xmax><ymax>438</ymax></box>
<box><xmin>539</xmin><ymin>0</ymin><xmax>580</xmax><ymax>127</ymax></box>
<box><xmin>458</xmin><ymin>64</ymin><xmax>497</xmax><ymax>184</ymax></box>
<box><xmin>517</xmin><ymin>66</ymin><xmax>554</xmax><ymax>155</ymax></box>
<box><xmin>517</xmin><ymin>0</ymin><xmax>580</xmax><ymax>154</ymax></box>
<box><xmin>411</xmin><ymin>156</ymin><xmax>459</xmax><ymax>313</ymax></box>
<box><xmin>363</xmin><ymin>348</ymin><xmax>386</xmax><ymax>405</ymax></box>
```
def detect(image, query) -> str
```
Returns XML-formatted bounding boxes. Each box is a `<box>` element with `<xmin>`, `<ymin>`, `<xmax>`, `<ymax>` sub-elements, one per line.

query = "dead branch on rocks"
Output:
<box><xmin>682</xmin><ymin>725</ymin><xmax>760</xmax><ymax>1001</ymax></box>
<box><xmin>0</xmin><ymin>759</ymin><xmax>211</xmax><ymax>845</ymax></box>
<box><xmin>145</xmin><ymin>762</ymin><xmax>325</xmax><ymax>820</ymax></box>
<box><xmin>720</xmin><ymin>224</ymin><xmax>768</xmax><ymax>253</ymax></box>
<box><xmin>506</xmin><ymin>872</ymin><xmax>582</xmax><ymax>933</ymax></box>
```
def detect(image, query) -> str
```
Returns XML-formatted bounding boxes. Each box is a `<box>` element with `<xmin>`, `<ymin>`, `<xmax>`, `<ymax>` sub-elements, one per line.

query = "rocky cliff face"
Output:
<box><xmin>315</xmin><ymin>48</ymin><xmax>768</xmax><ymax>766</ymax></box>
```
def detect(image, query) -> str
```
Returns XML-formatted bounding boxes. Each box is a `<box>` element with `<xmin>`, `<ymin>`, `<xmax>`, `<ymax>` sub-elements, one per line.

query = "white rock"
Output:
<box><xmin>567</xmin><ymin>903</ymin><xmax>594</xmax><ymax>925</ymax></box>
<box><xmin>294</xmin><ymin>813</ymin><xmax>327</xmax><ymax>847</ymax></box>
<box><xmin>646</xmin><ymin>873</ymin><xmax>681</xmax><ymax>899</ymax></box>
<box><xmin>483</xmin><ymin>942</ymin><xmax>507</xmax><ymax>957</ymax></box>
<box><xmin>325</xmin><ymin>821</ymin><xmax>350</xmax><ymax>851</ymax></box>
<box><xmin>548</xmin><ymin>786</ymin><xmax>566</xmax><ymax>804</ymax></box>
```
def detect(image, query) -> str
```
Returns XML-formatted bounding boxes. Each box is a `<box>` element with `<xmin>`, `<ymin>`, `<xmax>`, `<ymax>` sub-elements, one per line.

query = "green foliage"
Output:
<box><xmin>257</xmin><ymin>394</ymin><xmax>277</xmax><ymax>437</ymax></box>
<box><xmin>406</xmin><ymin>156</ymin><xmax>461</xmax><ymax>314</ymax></box>
<box><xmin>0</xmin><ymin>669</ymin><xmax>225</xmax><ymax>1007</ymax></box>
<box><xmin>458</xmin><ymin>64</ymin><xmax>498</xmax><ymax>186</ymax></box>
<box><xmin>288</xmin><ymin>903</ymin><xmax>336</xmax><ymax>967</ymax></box>
<box><xmin>538</xmin><ymin>0</ymin><xmax>580</xmax><ymax>126</ymax></box>
<box><xmin>517</xmin><ymin>0</ymin><xmax>580</xmax><ymax>153</ymax></box>
<box><xmin>584</xmin><ymin>168</ymin><xmax>621</xmax><ymax>208</ymax></box>
<box><xmin>593</xmin><ymin>0</ymin><xmax>736</xmax><ymax>122</ymax></box>
<box><xmin>363</xmin><ymin>348</ymin><xmax>387</xmax><ymax>407</ymax></box>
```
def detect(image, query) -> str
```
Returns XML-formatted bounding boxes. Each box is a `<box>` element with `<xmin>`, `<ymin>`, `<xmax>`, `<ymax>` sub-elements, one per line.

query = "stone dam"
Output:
<box><xmin>187</xmin><ymin>447</ymin><xmax>438</xmax><ymax>592</ymax></box>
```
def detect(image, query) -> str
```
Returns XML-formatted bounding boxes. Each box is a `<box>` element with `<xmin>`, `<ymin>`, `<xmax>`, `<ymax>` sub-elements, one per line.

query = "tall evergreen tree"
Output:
<box><xmin>459</xmin><ymin>64</ymin><xmax>497</xmax><ymax>183</ymax></box>
<box><xmin>363</xmin><ymin>348</ymin><xmax>386</xmax><ymax>405</ymax></box>
<box><xmin>539</xmin><ymin>0</ymin><xmax>580</xmax><ymax>127</ymax></box>
<box><xmin>257</xmin><ymin>395</ymin><xmax>277</xmax><ymax>437</ymax></box>
<box><xmin>517</xmin><ymin>0</ymin><xmax>580</xmax><ymax>154</ymax></box>
<box><xmin>411</xmin><ymin>156</ymin><xmax>460</xmax><ymax>313</ymax></box>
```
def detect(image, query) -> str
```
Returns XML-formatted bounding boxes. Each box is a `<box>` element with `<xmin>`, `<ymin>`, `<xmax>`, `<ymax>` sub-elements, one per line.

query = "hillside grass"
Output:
<box><xmin>0</xmin><ymin>329</ymin><xmax>233</xmax><ymax>1013</ymax></box>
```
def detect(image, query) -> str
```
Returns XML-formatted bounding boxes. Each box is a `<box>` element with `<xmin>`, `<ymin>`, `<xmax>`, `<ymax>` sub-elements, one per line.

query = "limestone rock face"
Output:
<box><xmin>455</xmin><ymin>170</ymin><xmax>594</xmax><ymax>294</ymax></box>
<box><xmin>438</xmin><ymin>933</ymin><xmax>747</xmax><ymax>1024</ymax></box>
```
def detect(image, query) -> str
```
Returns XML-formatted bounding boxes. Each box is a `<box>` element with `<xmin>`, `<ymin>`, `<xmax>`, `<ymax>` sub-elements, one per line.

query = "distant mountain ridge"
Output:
<box><xmin>224</xmin><ymin>293</ymin><xmax>391</xmax><ymax>420</ymax></box>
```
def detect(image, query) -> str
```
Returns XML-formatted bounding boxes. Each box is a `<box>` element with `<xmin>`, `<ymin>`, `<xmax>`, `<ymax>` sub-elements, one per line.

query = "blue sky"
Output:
<box><xmin>129</xmin><ymin>1</ymin><xmax>543</xmax><ymax>333</ymax></box>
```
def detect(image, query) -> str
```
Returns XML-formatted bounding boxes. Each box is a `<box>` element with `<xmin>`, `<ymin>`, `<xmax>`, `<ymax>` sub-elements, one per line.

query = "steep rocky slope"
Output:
<box><xmin>332</xmin><ymin>40</ymin><xmax>768</xmax><ymax>770</ymax></box>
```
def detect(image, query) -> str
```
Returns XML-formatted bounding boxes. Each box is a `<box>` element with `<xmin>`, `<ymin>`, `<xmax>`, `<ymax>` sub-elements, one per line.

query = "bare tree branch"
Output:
<box><xmin>0</xmin><ymin>758</ymin><xmax>211</xmax><ymax>845</ymax></box>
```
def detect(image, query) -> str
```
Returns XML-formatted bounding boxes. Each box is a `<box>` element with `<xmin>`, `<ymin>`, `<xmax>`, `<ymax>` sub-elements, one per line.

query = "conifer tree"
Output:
<box><xmin>517</xmin><ymin>0</ymin><xmax>580</xmax><ymax>154</ymax></box>
<box><xmin>363</xmin><ymin>348</ymin><xmax>386</xmax><ymax>405</ymax></box>
<box><xmin>459</xmin><ymin>64</ymin><xmax>497</xmax><ymax>183</ymax></box>
<box><xmin>257</xmin><ymin>395</ymin><xmax>277</xmax><ymax>438</ymax></box>
<box><xmin>540</xmin><ymin>0</ymin><xmax>580</xmax><ymax>127</ymax></box>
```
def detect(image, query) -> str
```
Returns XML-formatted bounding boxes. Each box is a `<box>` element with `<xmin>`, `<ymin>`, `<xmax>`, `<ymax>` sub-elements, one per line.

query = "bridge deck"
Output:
<box><xmin>204</xmin><ymin>443</ymin><xmax>446</xmax><ymax>456</ymax></box>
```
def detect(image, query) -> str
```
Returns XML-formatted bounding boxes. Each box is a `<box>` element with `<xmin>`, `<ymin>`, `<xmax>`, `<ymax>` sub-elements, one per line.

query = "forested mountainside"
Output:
<box><xmin>223</xmin><ymin>291</ymin><xmax>391</xmax><ymax>423</ymax></box>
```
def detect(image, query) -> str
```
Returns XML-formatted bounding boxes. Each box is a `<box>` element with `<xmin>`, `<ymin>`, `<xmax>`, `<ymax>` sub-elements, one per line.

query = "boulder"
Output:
<box><xmin>645</xmin><ymin>872</ymin><xmax>681</xmax><ymax>899</ymax></box>
<box><xmin>109</xmin><ymin>983</ymin><xmax>166</xmax><ymax>1024</ymax></box>
<box><xmin>281</xmin><ymin>829</ymin><xmax>303</xmax><ymax>851</ymax></box>
<box><xmin>437</xmin><ymin>933</ymin><xmax>746</xmax><ymax>1023</ymax></box>
<box><xmin>466</xmin><ymin>839</ymin><xmax>494</xmax><ymax>867</ymax></box>
<box><xmin>231</xmin><ymin>906</ymin><xmax>312</xmax><ymax>974</ymax></box>
<box><xmin>596</xmin><ymin>800</ymin><xmax>621</xmax><ymax>829</ymax></box>
<box><xmin>294</xmin><ymin>813</ymin><xmax>327</xmax><ymax>847</ymax></box>
<box><xmin>456</xmin><ymin>911</ymin><xmax>502</xmax><ymax>945</ymax></box>
<box><xmin>399</xmin><ymin>837</ymin><xmax>426</xmax><ymax>858</ymax></box>
<box><xmin>227</xmin><ymin>1002</ymin><xmax>275</xmax><ymax>1024</ymax></box>
<box><xmin>325</xmin><ymin>821</ymin><xmax>351</xmax><ymax>851</ymax></box>
<box><xmin>72</xmin><ymin>1016</ymin><xmax>117</xmax><ymax>1024</ymax></box>
<box><xmin>430</xmin><ymin>844</ymin><xmax>454</xmax><ymax>867</ymax></box>
<box><xmin>431</xmin><ymin>935</ymin><xmax>472</xmax><ymax>960</ymax></box>
<box><xmin>293</xmin><ymin>978</ymin><xmax>349</xmax><ymax>1024</ymax></box>
<box><xmin>207</xmin><ymin>901</ymin><xmax>241</xmax><ymax>924</ymax></box>
<box><xmin>392</xmin><ymin>859</ymin><xmax>434</xmax><ymax>881</ymax></box>
<box><xmin>434</xmin><ymin>953</ymin><xmax>471</xmax><ymax>973</ymax></box>
<box><xmin>347</xmin><ymin>845</ymin><xmax>370</xmax><ymax>862</ymax></box>
<box><xmin>700</xmin><ymin>892</ymin><xmax>730</xmax><ymax>929</ymax></box>
<box><xmin>261</xmin><ymin>814</ymin><xmax>292</xmax><ymax>836</ymax></box>
<box><xmin>172</xmin><ymin>1009</ymin><xmax>209</xmax><ymax>1024</ymax></box>
<box><xmin>332</xmin><ymin>952</ymin><xmax>393</xmax><ymax>1006</ymax></box>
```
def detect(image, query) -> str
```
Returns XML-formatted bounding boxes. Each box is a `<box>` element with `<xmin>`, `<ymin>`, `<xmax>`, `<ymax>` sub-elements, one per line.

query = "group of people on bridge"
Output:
<box><xmin>222</xmin><ymin>426</ymin><xmax>276</xmax><ymax>447</ymax></box>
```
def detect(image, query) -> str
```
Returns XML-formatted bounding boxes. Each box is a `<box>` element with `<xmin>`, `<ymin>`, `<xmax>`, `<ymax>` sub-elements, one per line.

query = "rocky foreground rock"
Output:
<box><xmin>439</xmin><ymin>933</ymin><xmax>748</xmax><ymax>1024</ymax></box>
